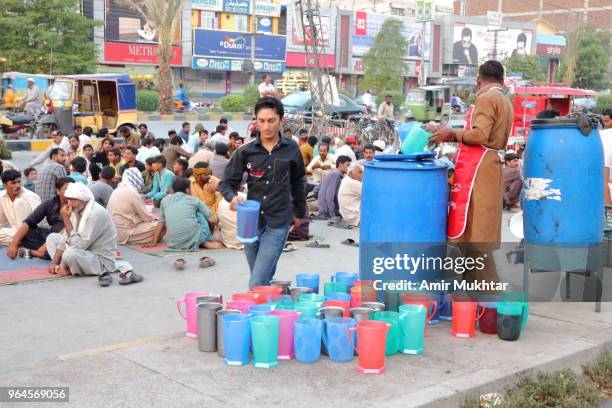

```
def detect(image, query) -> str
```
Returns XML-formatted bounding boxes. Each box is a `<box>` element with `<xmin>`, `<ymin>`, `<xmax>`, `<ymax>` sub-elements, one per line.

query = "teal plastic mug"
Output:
<box><xmin>294</xmin><ymin>301</ymin><xmax>319</xmax><ymax>319</ymax></box>
<box><xmin>398</xmin><ymin>304</ymin><xmax>427</xmax><ymax>354</ymax></box>
<box><xmin>250</xmin><ymin>315</ymin><xmax>280</xmax><ymax>368</ymax></box>
<box><xmin>496</xmin><ymin>302</ymin><xmax>528</xmax><ymax>341</ymax></box>
<box><xmin>373</xmin><ymin>311</ymin><xmax>401</xmax><ymax>356</ymax></box>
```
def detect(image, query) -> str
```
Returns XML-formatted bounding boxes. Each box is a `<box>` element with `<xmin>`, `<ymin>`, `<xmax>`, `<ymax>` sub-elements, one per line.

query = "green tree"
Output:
<box><xmin>503</xmin><ymin>54</ymin><xmax>545</xmax><ymax>82</ymax></box>
<box><xmin>0</xmin><ymin>0</ymin><xmax>100</xmax><ymax>74</ymax></box>
<box><xmin>360</xmin><ymin>19</ymin><xmax>408</xmax><ymax>94</ymax></box>
<box><xmin>574</xmin><ymin>28</ymin><xmax>609</xmax><ymax>90</ymax></box>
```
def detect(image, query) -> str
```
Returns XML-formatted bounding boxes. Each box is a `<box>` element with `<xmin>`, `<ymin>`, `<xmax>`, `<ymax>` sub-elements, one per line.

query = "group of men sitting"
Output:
<box><xmin>0</xmin><ymin>119</ymin><xmax>248</xmax><ymax>286</ymax></box>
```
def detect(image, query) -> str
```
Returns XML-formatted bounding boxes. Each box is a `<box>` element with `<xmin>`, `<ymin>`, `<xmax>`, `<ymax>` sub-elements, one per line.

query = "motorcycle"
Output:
<box><xmin>0</xmin><ymin>111</ymin><xmax>35</xmax><ymax>139</ymax></box>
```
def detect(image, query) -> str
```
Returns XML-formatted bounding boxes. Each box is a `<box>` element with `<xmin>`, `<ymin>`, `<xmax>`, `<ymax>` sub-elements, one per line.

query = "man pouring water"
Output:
<box><xmin>220</xmin><ymin>97</ymin><xmax>306</xmax><ymax>289</ymax></box>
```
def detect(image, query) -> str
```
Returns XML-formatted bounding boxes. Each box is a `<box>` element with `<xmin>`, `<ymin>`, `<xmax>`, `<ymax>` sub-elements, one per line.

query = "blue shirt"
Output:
<box><xmin>146</xmin><ymin>169</ymin><xmax>175</xmax><ymax>201</ymax></box>
<box><xmin>69</xmin><ymin>172</ymin><xmax>88</xmax><ymax>185</ymax></box>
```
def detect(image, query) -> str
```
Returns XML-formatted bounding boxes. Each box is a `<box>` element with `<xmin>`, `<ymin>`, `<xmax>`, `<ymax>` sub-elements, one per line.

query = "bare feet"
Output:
<box><xmin>48</xmin><ymin>264</ymin><xmax>58</xmax><ymax>275</ymax></box>
<box><xmin>201</xmin><ymin>241</ymin><xmax>223</xmax><ymax>249</ymax></box>
<box><xmin>55</xmin><ymin>265</ymin><xmax>72</xmax><ymax>277</ymax></box>
<box><xmin>31</xmin><ymin>249</ymin><xmax>46</xmax><ymax>259</ymax></box>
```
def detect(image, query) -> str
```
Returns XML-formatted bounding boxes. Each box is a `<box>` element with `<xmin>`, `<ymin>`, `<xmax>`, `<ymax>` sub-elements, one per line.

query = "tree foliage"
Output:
<box><xmin>573</xmin><ymin>28</ymin><xmax>609</xmax><ymax>90</ymax></box>
<box><xmin>360</xmin><ymin>19</ymin><xmax>408</xmax><ymax>94</ymax></box>
<box><xmin>0</xmin><ymin>0</ymin><xmax>100</xmax><ymax>74</ymax></box>
<box><xmin>503</xmin><ymin>54</ymin><xmax>545</xmax><ymax>83</ymax></box>
<box><xmin>118</xmin><ymin>0</ymin><xmax>183</xmax><ymax>114</ymax></box>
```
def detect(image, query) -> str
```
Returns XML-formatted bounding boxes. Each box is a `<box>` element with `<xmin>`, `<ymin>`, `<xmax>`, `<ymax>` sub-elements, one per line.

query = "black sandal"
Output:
<box><xmin>341</xmin><ymin>238</ymin><xmax>359</xmax><ymax>247</ymax></box>
<box><xmin>118</xmin><ymin>270</ymin><xmax>144</xmax><ymax>285</ymax></box>
<box><xmin>98</xmin><ymin>272</ymin><xmax>113</xmax><ymax>287</ymax></box>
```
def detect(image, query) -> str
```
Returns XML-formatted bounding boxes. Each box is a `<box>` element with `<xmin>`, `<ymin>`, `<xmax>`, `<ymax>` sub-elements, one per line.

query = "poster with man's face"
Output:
<box><xmin>452</xmin><ymin>23</ymin><xmax>533</xmax><ymax>65</ymax></box>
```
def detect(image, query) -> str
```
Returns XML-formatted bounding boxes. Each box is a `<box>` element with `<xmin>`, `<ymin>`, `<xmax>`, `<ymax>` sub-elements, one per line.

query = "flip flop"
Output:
<box><xmin>306</xmin><ymin>240</ymin><xmax>330</xmax><ymax>249</ymax></box>
<box><xmin>174</xmin><ymin>259</ymin><xmax>186</xmax><ymax>270</ymax></box>
<box><xmin>341</xmin><ymin>238</ymin><xmax>359</xmax><ymax>247</ymax></box>
<box><xmin>199</xmin><ymin>257</ymin><xmax>216</xmax><ymax>269</ymax></box>
<box><xmin>311</xmin><ymin>214</ymin><xmax>328</xmax><ymax>220</ymax></box>
<box><xmin>118</xmin><ymin>270</ymin><xmax>144</xmax><ymax>285</ymax></box>
<box><xmin>333</xmin><ymin>220</ymin><xmax>354</xmax><ymax>229</ymax></box>
<box><xmin>98</xmin><ymin>272</ymin><xmax>113</xmax><ymax>287</ymax></box>
<box><xmin>283</xmin><ymin>243</ymin><xmax>298</xmax><ymax>252</ymax></box>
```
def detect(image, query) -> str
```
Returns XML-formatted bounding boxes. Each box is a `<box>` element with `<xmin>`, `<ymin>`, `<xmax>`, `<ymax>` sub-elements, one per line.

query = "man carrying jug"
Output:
<box><xmin>220</xmin><ymin>96</ymin><xmax>306</xmax><ymax>289</ymax></box>
<box><xmin>425</xmin><ymin>60</ymin><xmax>513</xmax><ymax>283</ymax></box>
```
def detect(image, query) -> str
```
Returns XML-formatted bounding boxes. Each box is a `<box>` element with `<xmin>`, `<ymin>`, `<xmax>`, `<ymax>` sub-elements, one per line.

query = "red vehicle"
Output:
<box><xmin>512</xmin><ymin>86</ymin><xmax>597</xmax><ymax>142</ymax></box>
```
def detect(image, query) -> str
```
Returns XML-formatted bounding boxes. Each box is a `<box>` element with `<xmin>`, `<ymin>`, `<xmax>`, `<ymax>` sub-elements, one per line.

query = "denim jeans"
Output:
<box><xmin>244</xmin><ymin>224</ymin><xmax>290</xmax><ymax>289</ymax></box>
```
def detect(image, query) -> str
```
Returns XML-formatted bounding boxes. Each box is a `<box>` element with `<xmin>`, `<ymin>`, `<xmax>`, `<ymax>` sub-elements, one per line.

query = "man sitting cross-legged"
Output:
<box><xmin>1</xmin><ymin>170</ymin><xmax>42</xmax><ymax>247</ymax></box>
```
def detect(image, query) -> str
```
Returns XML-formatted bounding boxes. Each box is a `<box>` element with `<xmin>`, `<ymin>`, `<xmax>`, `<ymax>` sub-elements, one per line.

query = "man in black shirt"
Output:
<box><xmin>220</xmin><ymin>97</ymin><xmax>306</xmax><ymax>289</ymax></box>
<box><xmin>7</xmin><ymin>177</ymin><xmax>72</xmax><ymax>260</ymax></box>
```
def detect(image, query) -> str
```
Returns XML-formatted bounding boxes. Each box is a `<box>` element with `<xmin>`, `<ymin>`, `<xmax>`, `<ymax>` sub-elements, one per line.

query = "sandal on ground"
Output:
<box><xmin>98</xmin><ymin>272</ymin><xmax>113</xmax><ymax>287</ymax></box>
<box><xmin>118</xmin><ymin>270</ymin><xmax>144</xmax><ymax>285</ymax></box>
<box><xmin>333</xmin><ymin>220</ymin><xmax>354</xmax><ymax>229</ymax></box>
<box><xmin>341</xmin><ymin>238</ymin><xmax>359</xmax><ymax>247</ymax></box>
<box><xmin>283</xmin><ymin>243</ymin><xmax>298</xmax><ymax>252</ymax></box>
<box><xmin>199</xmin><ymin>257</ymin><xmax>216</xmax><ymax>268</ymax></box>
<box><xmin>174</xmin><ymin>259</ymin><xmax>186</xmax><ymax>270</ymax></box>
<box><xmin>310</xmin><ymin>214</ymin><xmax>328</xmax><ymax>220</ymax></box>
<box><xmin>306</xmin><ymin>240</ymin><xmax>331</xmax><ymax>249</ymax></box>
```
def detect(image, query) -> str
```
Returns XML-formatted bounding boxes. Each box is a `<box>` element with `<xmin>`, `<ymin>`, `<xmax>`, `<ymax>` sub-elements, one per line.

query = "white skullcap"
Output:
<box><xmin>64</xmin><ymin>182</ymin><xmax>93</xmax><ymax>202</ymax></box>
<box><xmin>27</xmin><ymin>77</ymin><xmax>35</xmax><ymax>82</ymax></box>
<box><xmin>373</xmin><ymin>140</ymin><xmax>385</xmax><ymax>150</ymax></box>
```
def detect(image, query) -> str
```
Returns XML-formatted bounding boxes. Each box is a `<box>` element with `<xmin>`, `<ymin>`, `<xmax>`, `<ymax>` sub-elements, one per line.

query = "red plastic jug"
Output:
<box><xmin>350</xmin><ymin>284</ymin><xmax>376</xmax><ymax>308</ymax></box>
<box><xmin>251</xmin><ymin>286</ymin><xmax>283</xmax><ymax>304</ymax></box>
<box><xmin>323</xmin><ymin>300</ymin><xmax>350</xmax><ymax>317</ymax></box>
<box><xmin>478</xmin><ymin>302</ymin><xmax>498</xmax><ymax>335</ymax></box>
<box><xmin>349</xmin><ymin>320</ymin><xmax>391</xmax><ymax>374</ymax></box>
<box><xmin>232</xmin><ymin>292</ymin><xmax>258</xmax><ymax>303</ymax></box>
<box><xmin>451</xmin><ymin>294</ymin><xmax>485</xmax><ymax>338</ymax></box>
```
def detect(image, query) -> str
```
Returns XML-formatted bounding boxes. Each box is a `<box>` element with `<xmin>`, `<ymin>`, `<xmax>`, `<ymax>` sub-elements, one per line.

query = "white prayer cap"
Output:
<box><xmin>27</xmin><ymin>77</ymin><xmax>35</xmax><ymax>82</ymax></box>
<box><xmin>64</xmin><ymin>182</ymin><xmax>93</xmax><ymax>202</ymax></box>
<box><xmin>373</xmin><ymin>140</ymin><xmax>385</xmax><ymax>151</ymax></box>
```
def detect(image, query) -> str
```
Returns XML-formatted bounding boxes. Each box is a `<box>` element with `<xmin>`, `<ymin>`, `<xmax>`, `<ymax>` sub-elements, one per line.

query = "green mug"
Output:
<box><xmin>294</xmin><ymin>301</ymin><xmax>319</xmax><ymax>318</ymax></box>
<box><xmin>323</xmin><ymin>282</ymin><xmax>348</xmax><ymax>296</ymax></box>
<box><xmin>250</xmin><ymin>315</ymin><xmax>280</xmax><ymax>368</ymax></box>
<box><xmin>373</xmin><ymin>311</ymin><xmax>400</xmax><ymax>356</ymax></box>
<box><xmin>398</xmin><ymin>304</ymin><xmax>427</xmax><ymax>355</ymax></box>
<box><xmin>299</xmin><ymin>293</ymin><xmax>325</xmax><ymax>308</ymax></box>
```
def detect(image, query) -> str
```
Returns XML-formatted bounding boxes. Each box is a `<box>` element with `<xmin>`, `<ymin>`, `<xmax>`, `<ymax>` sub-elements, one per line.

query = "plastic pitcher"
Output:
<box><xmin>373</xmin><ymin>311</ymin><xmax>401</xmax><ymax>356</ymax></box>
<box><xmin>299</xmin><ymin>293</ymin><xmax>325</xmax><ymax>307</ymax></box>
<box><xmin>290</xmin><ymin>286</ymin><xmax>312</xmax><ymax>301</ymax></box>
<box><xmin>293</xmin><ymin>301</ymin><xmax>319</xmax><ymax>318</ymax></box>
<box><xmin>322</xmin><ymin>317</ymin><xmax>356</xmax><ymax>363</ymax></box>
<box><xmin>318</xmin><ymin>306</ymin><xmax>344</xmax><ymax>356</ymax></box>
<box><xmin>248</xmin><ymin>304</ymin><xmax>272</xmax><ymax>316</ymax></box>
<box><xmin>496</xmin><ymin>302</ymin><xmax>528</xmax><ymax>341</ymax></box>
<box><xmin>196</xmin><ymin>302</ymin><xmax>223</xmax><ymax>352</ymax></box>
<box><xmin>325</xmin><ymin>292</ymin><xmax>351</xmax><ymax>302</ymax></box>
<box><xmin>398</xmin><ymin>304</ymin><xmax>427</xmax><ymax>354</ymax></box>
<box><xmin>323</xmin><ymin>282</ymin><xmax>348</xmax><ymax>295</ymax></box>
<box><xmin>216</xmin><ymin>309</ymin><xmax>241</xmax><ymax>358</ymax></box>
<box><xmin>361</xmin><ymin>302</ymin><xmax>386</xmax><ymax>312</ymax></box>
<box><xmin>294</xmin><ymin>318</ymin><xmax>322</xmax><ymax>364</ymax></box>
<box><xmin>399</xmin><ymin>123</ymin><xmax>432</xmax><ymax>155</ymax></box>
<box><xmin>296</xmin><ymin>274</ymin><xmax>320</xmax><ymax>294</ymax></box>
<box><xmin>401</xmin><ymin>293</ymin><xmax>438</xmax><ymax>326</ymax></box>
<box><xmin>323</xmin><ymin>300</ymin><xmax>350</xmax><ymax>317</ymax></box>
<box><xmin>176</xmin><ymin>292</ymin><xmax>216</xmax><ymax>338</ymax></box>
<box><xmin>196</xmin><ymin>294</ymin><xmax>223</xmax><ymax>305</ymax></box>
<box><xmin>267</xmin><ymin>295</ymin><xmax>293</xmax><ymax>310</ymax></box>
<box><xmin>270</xmin><ymin>279</ymin><xmax>292</xmax><ymax>295</ymax></box>
<box><xmin>478</xmin><ymin>302</ymin><xmax>498</xmax><ymax>335</ymax></box>
<box><xmin>270</xmin><ymin>309</ymin><xmax>299</xmax><ymax>360</ymax></box>
<box><xmin>231</xmin><ymin>292</ymin><xmax>258</xmax><ymax>303</ymax></box>
<box><xmin>222</xmin><ymin>314</ymin><xmax>251</xmax><ymax>366</ymax></box>
<box><xmin>331</xmin><ymin>272</ymin><xmax>359</xmax><ymax>289</ymax></box>
<box><xmin>451</xmin><ymin>294</ymin><xmax>485</xmax><ymax>338</ymax></box>
<box><xmin>251</xmin><ymin>286</ymin><xmax>283</xmax><ymax>303</ymax></box>
<box><xmin>348</xmin><ymin>320</ymin><xmax>391</xmax><ymax>374</ymax></box>
<box><xmin>439</xmin><ymin>293</ymin><xmax>453</xmax><ymax>321</ymax></box>
<box><xmin>226</xmin><ymin>299</ymin><xmax>256</xmax><ymax>314</ymax></box>
<box><xmin>250</xmin><ymin>315</ymin><xmax>280</xmax><ymax>368</ymax></box>
<box><xmin>236</xmin><ymin>200</ymin><xmax>261</xmax><ymax>243</ymax></box>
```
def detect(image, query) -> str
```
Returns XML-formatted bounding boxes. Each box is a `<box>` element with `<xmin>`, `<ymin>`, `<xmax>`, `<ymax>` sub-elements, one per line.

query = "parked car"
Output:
<box><xmin>281</xmin><ymin>92</ymin><xmax>366</xmax><ymax>120</ymax></box>
<box><xmin>354</xmin><ymin>94</ymin><xmax>377</xmax><ymax>113</ymax></box>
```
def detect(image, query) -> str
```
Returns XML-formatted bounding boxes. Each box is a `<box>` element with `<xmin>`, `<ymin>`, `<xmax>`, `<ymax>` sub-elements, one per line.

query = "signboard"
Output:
<box><xmin>104</xmin><ymin>0</ymin><xmax>181</xmax><ymax>45</ymax></box>
<box><xmin>536</xmin><ymin>43</ymin><xmax>565</xmax><ymax>57</ymax></box>
<box><xmin>193</xmin><ymin>29</ymin><xmax>286</xmax><ymax>61</ymax></box>
<box><xmin>286</xmin><ymin>52</ymin><xmax>335</xmax><ymax>68</ymax></box>
<box><xmin>352</xmin><ymin>12</ymin><xmax>430</xmax><ymax>60</ymax></box>
<box><xmin>254</xmin><ymin>0</ymin><xmax>281</xmax><ymax>17</ymax></box>
<box><xmin>355</xmin><ymin>11</ymin><xmax>367</xmax><ymax>35</ymax></box>
<box><xmin>257</xmin><ymin>17</ymin><xmax>273</xmax><ymax>33</ymax></box>
<box><xmin>416</xmin><ymin>0</ymin><xmax>434</xmax><ymax>22</ymax></box>
<box><xmin>286</xmin><ymin>4</ymin><xmax>336</xmax><ymax>52</ymax></box>
<box><xmin>223</xmin><ymin>0</ymin><xmax>250</xmax><ymax>14</ymax></box>
<box><xmin>253</xmin><ymin>60</ymin><xmax>285</xmax><ymax>73</ymax></box>
<box><xmin>452</xmin><ymin>23</ymin><xmax>533</xmax><ymax>65</ymax></box>
<box><xmin>192</xmin><ymin>0</ymin><xmax>223</xmax><ymax>11</ymax></box>
<box><xmin>192</xmin><ymin>57</ymin><xmax>284</xmax><ymax>72</ymax></box>
<box><xmin>487</xmin><ymin>11</ymin><xmax>503</xmax><ymax>27</ymax></box>
<box><xmin>105</xmin><ymin>42</ymin><xmax>182</xmax><ymax>65</ymax></box>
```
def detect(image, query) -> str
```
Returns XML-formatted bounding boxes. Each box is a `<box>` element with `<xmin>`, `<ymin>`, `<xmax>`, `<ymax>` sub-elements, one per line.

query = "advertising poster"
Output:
<box><xmin>452</xmin><ymin>23</ymin><xmax>533</xmax><ymax>65</ymax></box>
<box><xmin>104</xmin><ymin>0</ymin><xmax>181</xmax><ymax>44</ymax></box>
<box><xmin>193</xmin><ymin>29</ymin><xmax>286</xmax><ymax>61</ymax></box>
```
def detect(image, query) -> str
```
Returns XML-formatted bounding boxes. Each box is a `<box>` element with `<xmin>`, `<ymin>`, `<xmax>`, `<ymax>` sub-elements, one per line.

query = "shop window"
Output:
<box><xmin>235</xmin><ymin>14</ymin><xmax>249</xmax><ymax>32</ymax></box>
<box><xmin>200</xmin><ymin>11</ymin><xmax>218</xmax><ymax>29</ymax></box>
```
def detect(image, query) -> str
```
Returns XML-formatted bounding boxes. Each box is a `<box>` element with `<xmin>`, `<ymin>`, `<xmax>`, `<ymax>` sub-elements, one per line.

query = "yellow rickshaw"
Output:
<box><xmin>46</xmin><ymin>74</ymin><xmax>137</xmax><ymax>134</ymax></box>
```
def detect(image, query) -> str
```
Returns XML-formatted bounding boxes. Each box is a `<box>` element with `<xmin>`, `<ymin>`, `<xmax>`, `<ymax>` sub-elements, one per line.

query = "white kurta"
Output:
<box><xmin>0</xmin><ymin>189</ymin><xmax>41</xmax><ymax>245</ymax></box>
<box><xmin>338</xmin><ymin>176</ymin><xmax>362</xmax><ymax>227</ymax></box>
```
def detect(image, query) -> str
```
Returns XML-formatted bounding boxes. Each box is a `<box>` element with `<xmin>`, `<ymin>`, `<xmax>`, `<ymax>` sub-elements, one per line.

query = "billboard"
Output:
<box><xmin>104</xmin><ymin>0</ymin><xmax>181</xmax><ymax>45</ymax></box>
<box><xmin>351</xmin><ymin>12</ymin><xmax>431</xmax><ymax>60</ymax></box>
<box><xmin>193</xmin><ymin>29</ymin><xmax>286</xmax><ymax>61</ymax></box>
<box><xmin>452</xmin><ymin>23</ymin><xmax>534</xmax><ymax>65</ymax></box>
<box><xmin>286</xmin><ymin>4</ymin><xmax>336</xmax><ymax>52</ymax></box>
<box><xmin>192</xmin><ymin>57</ymin><xmax>285</xmax><ymax>72</ymax></box>
<box><xmin>192</xmin><ymin>0</ymin><xmax>280</xmax><ymax>16</ymax></box>
<box><xmin>105</xmin><ymin>42</ymin><xmax>182</xmax><ymax>65</ymax></box>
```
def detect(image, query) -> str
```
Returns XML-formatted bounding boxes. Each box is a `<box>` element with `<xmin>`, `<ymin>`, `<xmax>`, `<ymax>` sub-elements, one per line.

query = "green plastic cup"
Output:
<box><xmin>299</xmin><ymin>293</ymin><xmax>325</xmax><ymax>308</ymax></box>
<box><xmin>250</xmin><ymin>315</ymin><xmax>280</xmax><ymax>368</ymax></box>
<box><xmin>398</xmin><ymin>304</ymin><xmax>427</xmax><ymax>355</ymax></box>
<box><xmin>323</xmin><ymin>282</ymin><xmax>348</xmax><ymax>296</ymax></box>
<box><xmin>294</xmin><ymin>301</ymin><xmax>320</xmax><ymax>319</ymax></box>
<box><xmin>373</xmin><ymin>311</ymin><xmax>401</xmax><ymax>356</ymax></box>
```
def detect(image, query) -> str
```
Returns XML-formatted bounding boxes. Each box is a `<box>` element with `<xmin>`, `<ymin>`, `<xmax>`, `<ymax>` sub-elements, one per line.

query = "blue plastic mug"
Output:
<box><xmin>294</xmin><ymin>318</ymin><xmax>322</xmax><ymax>364</ymax></box>
<box><xmin>248</xmin><ymin>304</ymin><xmax>272</xmax><ymax>316</ymax></box>
<box><xmin>236</xmin><ymin>200</ymin><xmax>261</xmax><ymax>243</ymax></box>
<box><xmin>296</xmin><ymin>273</ymin><xmax>320</xmax><ymax>294</ymax></box>
<box><xmin>439</xmin><ymin>293</ymin><xmax>452</xmax><ymax>321</ymax></box>
<box><xmin>325</xmin><ymin>292</ymin><xmax>352</xmax><ymax>302</ymax></box>
<box><xmin>222</xmin><ymin>314</ymin><xmax>251</xmax><ymax>366</ymax></box>
<box><xmin>321</xmin><ymin>317</ymin><xmax>356</xmax><ymax>363</ymax></box>
<box><xmin>331</xmin><ymin>272</ymin><xmax>358</xmax><ymax>290</ymax></box>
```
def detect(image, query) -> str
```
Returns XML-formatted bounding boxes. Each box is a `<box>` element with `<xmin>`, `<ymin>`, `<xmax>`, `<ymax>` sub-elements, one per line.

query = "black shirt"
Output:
<box><xmin>220</xmin><ymin>134</ymin><xmax>306</xmax><ymax>229</ymax></box>
<box><xmin>118</xmin><ymin>160</ymin><xmax>146</xmax><ymax>175</ymax></box>
<box><xmin>24</xmin><ymin>196</ymin><xmax>64</xmax><ymax>232</ymax></box>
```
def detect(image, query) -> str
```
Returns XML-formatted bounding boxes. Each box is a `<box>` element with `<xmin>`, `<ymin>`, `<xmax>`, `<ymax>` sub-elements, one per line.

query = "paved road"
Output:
<box><xmin>144</xmin><ymin>121</ymin><xmax>250</xmax><ymax>140</ymax></box>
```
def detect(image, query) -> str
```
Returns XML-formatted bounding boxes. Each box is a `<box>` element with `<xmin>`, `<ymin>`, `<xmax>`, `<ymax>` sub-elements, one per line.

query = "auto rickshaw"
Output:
<box><xmin>46</xmin><ymin>74</ymin><xmax>137</xmax><ymax>135</ymax></box>
<box><xmin>1</xmin><ymin>72</ymin><xmax>54</xmax><ymax>109</ymax></box>
<box><xmin>400</xmin><ymin>86</ymin><xmax>452</xmax><ymax>122</ymax></box>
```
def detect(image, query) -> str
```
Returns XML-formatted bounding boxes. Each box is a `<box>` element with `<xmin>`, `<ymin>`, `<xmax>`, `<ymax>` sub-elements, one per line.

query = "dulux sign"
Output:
<box><xmin>193</xmin><ymin>29</ymin><xmax>286</xmax><ymax>61</ymax></box>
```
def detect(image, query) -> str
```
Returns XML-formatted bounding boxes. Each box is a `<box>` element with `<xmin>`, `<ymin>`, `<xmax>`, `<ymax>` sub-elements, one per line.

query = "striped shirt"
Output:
<box><xmin>35</xmin><ymin>160</ymin><xmax>67</xmax><ymax>202</ymax></box>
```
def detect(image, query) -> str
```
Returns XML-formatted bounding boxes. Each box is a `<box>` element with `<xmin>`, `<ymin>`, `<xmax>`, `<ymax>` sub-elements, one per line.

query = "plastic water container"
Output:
<box><xmin>236</xmin><ymin>200</ymin><xmax>261</xmax><ymax>243</ymax></box>
<box><xmin>400</xmin><ymin>124</ymin><xmax>432</xmax><ymax>154</ymax></box>
<box><xmin>397</xmin><ymin>121</ymin><xmax>418</xmax><ymax>143</ymax></box>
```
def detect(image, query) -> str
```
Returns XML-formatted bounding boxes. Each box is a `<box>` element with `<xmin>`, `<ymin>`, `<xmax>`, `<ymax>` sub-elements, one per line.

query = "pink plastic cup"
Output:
<box><xmin>176</xmin><ymin>292</ymin><xmax>215</xmax><ymax>338</ymax></box>
<box><xmin>270</xmin><ymin>309</ymin><xmax>299</xmax><ymax>360</ymax></box>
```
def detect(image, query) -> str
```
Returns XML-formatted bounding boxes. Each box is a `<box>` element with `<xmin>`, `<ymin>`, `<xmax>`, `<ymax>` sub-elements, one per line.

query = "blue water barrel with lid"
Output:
<box><xmin>523</xmin><ymin>117</ymin><xmax>603</xmax><ymax>246</ymax></box>
<box><xmin>359</xmin><ymin>153</ymin><xmax>448</xmax><ymax>288</ymax></box>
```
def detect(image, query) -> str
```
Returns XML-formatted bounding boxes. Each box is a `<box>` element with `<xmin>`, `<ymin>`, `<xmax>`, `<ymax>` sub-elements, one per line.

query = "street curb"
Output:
<box><xmin>137</xmin><ymin>112</ymin><xmax>252</xmax><ymax>122</ymax></box>
<box><xmin>411</xmin><ymin>328</ymin><xmax>612</xmax><ymax>408</ymax></box>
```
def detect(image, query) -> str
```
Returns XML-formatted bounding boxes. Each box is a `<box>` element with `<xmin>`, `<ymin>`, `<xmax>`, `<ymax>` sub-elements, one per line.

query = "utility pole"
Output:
<box><xmin>419</xmin><ymin>21</ymin><xmax>426</xmax><ymax>86</ymax></box>
<box><xmin>250</xmin><ymin>0</ymin><xmax>257</xmax><ymax>85</ymax></box>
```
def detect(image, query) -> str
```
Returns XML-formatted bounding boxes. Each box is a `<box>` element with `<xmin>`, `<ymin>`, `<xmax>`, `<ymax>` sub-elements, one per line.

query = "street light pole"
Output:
<box><xmin>251</xmin><ymin>0</ymin><xmax>256</xmax><ymax>85</ymax></box>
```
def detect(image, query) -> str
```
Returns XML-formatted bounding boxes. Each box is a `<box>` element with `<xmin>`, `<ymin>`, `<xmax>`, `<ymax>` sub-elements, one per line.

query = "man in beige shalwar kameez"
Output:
<box><xmin>427</xmin><ymin>61</ymin><xmax>513</xmax><ymax>283</ymax></box>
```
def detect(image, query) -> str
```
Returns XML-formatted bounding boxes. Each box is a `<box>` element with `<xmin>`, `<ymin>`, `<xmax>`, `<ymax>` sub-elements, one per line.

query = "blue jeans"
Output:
<box><xmin>244</xmin><ymin>224</ymin><xmax>290</xmax><ymax>289</ymax></box>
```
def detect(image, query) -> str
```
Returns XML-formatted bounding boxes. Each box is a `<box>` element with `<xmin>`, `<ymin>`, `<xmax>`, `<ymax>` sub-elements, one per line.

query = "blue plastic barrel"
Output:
<box><xmin>236</xmin><ymin>200</ymin><xmax>261</xmax><ymax>243</ymax></box>
<box><xmin>359</xmin><ymin>153</ymin><xmax>448</xmax><ymax>287</ymax></box>
<box><xmin>523</xmin><ymin>118</ymin><xmax>603</xmax><ymax>246</ymax></box>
